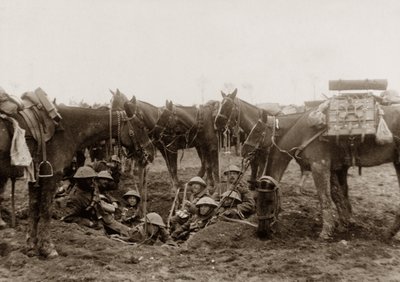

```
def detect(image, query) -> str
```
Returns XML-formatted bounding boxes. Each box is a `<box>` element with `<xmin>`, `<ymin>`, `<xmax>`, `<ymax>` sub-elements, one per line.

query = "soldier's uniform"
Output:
<box><xmin>171</xmin><ymin>196</ymin><xmax>218</xmax><ymax>240</ymax></box>
<box><xmin>170</xmin><ymin>176</ymin><xmax>210</xmax><ymax>235</ymax></box>
<box><xmin>120</xmin><ymin>190</ymin><xmax>142</xmax><ymax>227</ymax></box>
<box><xmin>62</xmin><ymin>166</ymin><xmax>98</xmax><ymax>227</ymax></box>
<box><xmin>221</xmin><ymin>165</ymin><xmax>256</xmax><ymax>218</ymax></box>
<box><xmin>128</xmin><ymin>212</ymin><xmax>174</xmax><ymax>245</ymax></box>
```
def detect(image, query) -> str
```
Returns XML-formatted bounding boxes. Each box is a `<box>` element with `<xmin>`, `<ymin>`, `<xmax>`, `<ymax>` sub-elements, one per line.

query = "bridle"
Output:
<box><xmin>115</xmin><ymin>110</ymin><xmax>153</xmax><ymax>165</ymax></box>
<box><xmin>216</xmin><ymin>95</ymin><xmax>240</xmax><ymax>131</ymax></box>
<box><xmin>242</xmin><ymin>116</ymin><xmax>278</xmax><ymax>170</ymax></box>
<box><xmin>153</xmin><ymin>104</ymin><xmax>200</xmax><ymax>150</ymax></box>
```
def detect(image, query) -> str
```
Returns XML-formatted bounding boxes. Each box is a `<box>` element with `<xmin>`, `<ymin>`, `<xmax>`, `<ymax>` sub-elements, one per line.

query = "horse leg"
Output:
<box><xmin>249</xmin><ymin>158</ymin><xmax>259</xmax><ymax>190</ymax></box>
<box><xmin>195</xmin><ymin>147</ymin><xmax>206</xmax><ymax>178</ymax></box>
<box><xmin>36</xmin><ymin>175</ymin><xmax>59</xmax><ymax>258</ymax></box>
<box><xmin>211</xmin><ymin>150</ymin><xmax>220</xmax><ymax>187</ymax></box>
<box><xmin>310</xmin><ymin>160</ymin><xmax>336</xmax><ymax>240</ymax></box>
<box><xmin>385</xmin><ymin>162</ymin><xmax>400</xmax><ymax>238</ymax></box>
<box><xmin>0</xmin><ymin>177</ymin><xmax>8</xmax><ymax>228</ymax></box>
<box><xmin>160</xmin><ymin>149</ymin><xmax>179</xmax><ymax>193</ymax></box>
<box><xmin>27</xmin><ymin>181</ymin><xmax>40</xmax><ymax>253</ymax></box>
<box><xmin>330</xmin><ymin>167</ymin><xmax>352</xmax><ymax>229</ymax></box>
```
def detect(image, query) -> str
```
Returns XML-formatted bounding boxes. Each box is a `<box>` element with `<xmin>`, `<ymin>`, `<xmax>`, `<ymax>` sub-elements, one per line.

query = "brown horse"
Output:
<box><xmin>242</xmin><ymin>105</ymin><xmax>400</xmax><ymax>240</ymax></box>
<box><xmin>214</xmin><ymin>89</ymin><xmax>279</xmax><ymax>188</ymax></box>
<box><xmin>110</xmin><ymin>89</ymin><xmax>220</xmax><ymax>191</ymax></box>
<box><xmin>153</xmin><ymin>100</ymin><xmax>220</xmax><ymax>188</ymax></box>
<box><xmin>0</xmin><ymin>97</ymin><xmax>155</xmax><ymax>258</ymax></box>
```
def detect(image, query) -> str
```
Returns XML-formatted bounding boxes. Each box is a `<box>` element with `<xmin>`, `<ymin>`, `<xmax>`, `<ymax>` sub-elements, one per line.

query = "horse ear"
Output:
<box><xmin>231</xmin><ymin>88</ymin><xmax>237</xmax><ymax>98</ymax></box>
<box><xmin>116</xmin><ymin>89</ymin><xmax>120</xmax><ymax>95</ymax></box>
<box><xmin>130</xmin><ymin>95</ymin><xmax>136</xmax><ymax>104</ymax></box>
<box><xmin>165</xmin><ymin>100</ymin><xmax>169</xmax><ymax>108</ymax></box>
<box><xmin>221</xmin><ymin>91</ymin><xmax>226</xmax><ymax>98</ymax></box>
<box><xmin>168</xmin><ymin>101</ymin><xmax>173</xmax><ymax>110</ymax></box>
<box><xmin>109</xmin><ymin>89</ymin><xmax>115</xmax><ymax>96</ymax></box>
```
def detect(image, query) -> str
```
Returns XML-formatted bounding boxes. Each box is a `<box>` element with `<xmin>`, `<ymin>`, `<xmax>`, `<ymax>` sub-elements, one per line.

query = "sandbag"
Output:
<box><xmin>375</xmin><ymin>116</ymin><xmax>393</xmax><ymax>145</ymax></box>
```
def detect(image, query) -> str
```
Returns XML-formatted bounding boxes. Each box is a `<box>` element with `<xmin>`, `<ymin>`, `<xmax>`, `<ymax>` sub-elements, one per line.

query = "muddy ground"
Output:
<box><xmin>1</xmin><ymin>149</ymin><xmax>400</xmax><ymax>281</ymax></box>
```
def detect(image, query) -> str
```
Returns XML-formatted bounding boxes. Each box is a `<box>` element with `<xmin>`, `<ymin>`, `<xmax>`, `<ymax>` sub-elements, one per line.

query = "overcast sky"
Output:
<box><xmin>1</xmin><ymin>0</ymin><xmax>399</xmax><ymax>107</ymax></box>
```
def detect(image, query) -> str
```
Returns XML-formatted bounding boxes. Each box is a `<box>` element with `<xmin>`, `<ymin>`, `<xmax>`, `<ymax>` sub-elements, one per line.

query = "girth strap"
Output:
<box><xmin>294</xmin><ymin>129</ymin><xmax>326</xmax><ymax>159</ymax></box>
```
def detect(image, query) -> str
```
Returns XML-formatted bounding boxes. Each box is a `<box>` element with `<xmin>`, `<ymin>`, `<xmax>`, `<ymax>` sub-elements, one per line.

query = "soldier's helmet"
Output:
<box><xmin>196</xmin><ymin>196</ymin><xmax>218</xmax><ymax>208</ymax></box>
<box><xmin>221</xmin><ymin>190</ymin><xmax>242</xmax><ymax>203</ymax></box>
<box><xmin>96</xmin><ymin>170</ymin><xmax>114</xmax><ymax>180</ymax></box>
<box><xmin>123</xmin><ymin>190</ymin><xmax>141</xmax><ymax>202</ymax></box>
<box><xmin>141</xmin><ymin>212</ymin><xmax>166</xmax><ymax>227</ymax></box>
<box><xmin>223</xmin><ymin>164</ymin><xmax>241</xmax><ymax>175</ymax></box>
<box><xmin>110</xmin><ymin>155</ymin><xmax>121</xmax><ymax>164</ymax></box>
<box><xmin>188</xmin><ymin>176</ymin><xmax>207</xmax><ymax>187</ymax></box>
<box><xmin>73</xmin><ymin>166</ymin><xmax>97</xmax><ymax>179</ymax></box>
<box><xmin>259</xmin><ymin>176</ymin><xmax>279</xmax><ymax>187</ymax></box>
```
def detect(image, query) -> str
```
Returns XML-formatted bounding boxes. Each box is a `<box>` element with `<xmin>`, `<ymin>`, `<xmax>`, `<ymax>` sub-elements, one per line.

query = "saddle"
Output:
<box><xmin>17</xmin><ymin>88</ymin><xmax>62</xmax><ymax>177</ymax></box>
<box><xmin>19</xmin><ymin>88</ymin><xmax>61</xmax><ymax>142</ymax></box>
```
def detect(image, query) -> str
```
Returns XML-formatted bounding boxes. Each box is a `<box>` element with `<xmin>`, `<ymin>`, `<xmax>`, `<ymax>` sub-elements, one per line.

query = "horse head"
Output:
<box><xmin>152</xmin><ymin>100</ymin><xmax>177</xmax><ymax>140</ymax></box>
<box><xmin>214</xmin><ymin>88</ymin><xmax>238</xmax><ymax>131</ymax></box>
<box><xmin>121</xmin><ymin>100</ymin><xmax>155</xmax><ymax>165</ymax></box>
<box><xmin>241</xmin><ymin>111</ymin><xmax>275</xmax><ymax>161</ymax></box>
<box><xmin>110</xmin><ymin>88</ymin><xmax>129</xmax><ymax>110</ymax></box>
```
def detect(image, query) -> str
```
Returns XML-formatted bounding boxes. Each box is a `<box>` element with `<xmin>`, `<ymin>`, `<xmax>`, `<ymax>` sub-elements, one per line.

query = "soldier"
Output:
<box><xmin>217</xmin><ymin>190</ymin><xmax>244</xmax><ymax>219</ymax></box>
<box><xmin>125</xmin><ymin>212</ymin><xmax>174</xmax><ymax>245</ymax></box>
<box><xmin>108</xmin><ymin>154</ymin><xmax>122</xmax><ymax>185</ymax></box>
<box><xmin>120</xmin><ymin>190</ymin><xmax>142</xmax><ymax>227</ymax></box>
<box><xmin>183</xmin><ymin>176</ymin><xmax>211</xmax><ymax>214</ymax></box>
<box><xmin>93</xmin><ymin>171</ymin><xmax>132</xmax><ymax>237</ymax></box>
<box><xmin>170</xmin><ymin>176</ymin><xmax>210</xmax><ymax>235</ymax></box>
<box><xmin>61</xmin><ymin>166</ymin><xmax>98</xmax><ymax>227</ymax></box>
<box><xmin>171</xmin><ymin>196</ymin><xmax>218</xmax><ymax>240</ymax></box>
<box><xmin>222</xmin><ymin>165</ymin><xmax>256</xmax><ymax>218</ymax></box>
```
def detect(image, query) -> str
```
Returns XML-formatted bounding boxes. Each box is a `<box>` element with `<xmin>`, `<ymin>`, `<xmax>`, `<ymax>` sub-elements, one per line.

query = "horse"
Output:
<box><xmin>242</xmin><ymin>105</ymin><xmax>400</xmax><ymax>240</ymax></box>
<box><xmin>152</xmin><ymin>100</ymin><xmax>220</xmax><ymax>188</ymax></box>
<box><xmin>110</xmin><ymin>89</ymin><xmax>220</xmax><ymax>192</ymax></box>
<box><xmin>0</xmin><ymin>96</ymin><xmax>155</xmax><ymax>258</ymax></box>
<box><xmin>214</xmin><ymin>89</ymin><xmax>282</xmax><ymax>188</ymax></box>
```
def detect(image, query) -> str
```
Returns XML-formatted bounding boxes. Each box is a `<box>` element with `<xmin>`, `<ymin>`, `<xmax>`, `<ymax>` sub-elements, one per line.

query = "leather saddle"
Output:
<box><xmin>19</xmin><ymin>87</ymin><xmax>61</xmax><ymax>142</ymax></box>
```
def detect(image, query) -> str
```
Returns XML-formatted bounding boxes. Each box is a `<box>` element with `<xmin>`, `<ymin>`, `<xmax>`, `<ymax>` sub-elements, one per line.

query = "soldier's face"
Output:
<box><xmin>192</xmin><ymin>183</ymin><xmax>203</xmax><ymax>194</ymax></box>
<box><xmin>227</xmin><ymin>172</ymin><xmax>239</xmax><ymax>184</ymax></box>
<box><xmin>199</xmin><ymin>205</ymin><xmax>212</xmax><ymax>216</ymax></box>
<box><xmin>127</xmin><ymin>196</ymin><xmax>138</xmax><ymax>207</ymax></box>
<box><xmin>223</xmin><ymin>197</ymin><xmax>234</xmax><ymax>207</ymax></box>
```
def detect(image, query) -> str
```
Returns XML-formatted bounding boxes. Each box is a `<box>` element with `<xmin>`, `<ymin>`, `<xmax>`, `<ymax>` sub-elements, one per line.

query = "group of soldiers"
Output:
<box><xmin>57</xmin><ymin>156</ymin><xmax>276</xmax><ymax>246</ymax></box>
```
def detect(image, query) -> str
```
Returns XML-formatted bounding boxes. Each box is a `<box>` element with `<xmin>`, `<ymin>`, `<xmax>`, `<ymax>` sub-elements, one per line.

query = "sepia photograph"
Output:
<box><xmin>1</xmin><ymin>0</ymin><xmax>400</xmax><ymax>281</ymax></box>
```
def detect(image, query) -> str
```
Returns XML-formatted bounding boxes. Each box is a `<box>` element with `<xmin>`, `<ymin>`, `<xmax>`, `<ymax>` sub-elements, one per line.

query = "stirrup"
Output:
<box><xmin>38</xmin><ymin>161</ymin><xmax>53</xmax><ymax>177</ymax></box>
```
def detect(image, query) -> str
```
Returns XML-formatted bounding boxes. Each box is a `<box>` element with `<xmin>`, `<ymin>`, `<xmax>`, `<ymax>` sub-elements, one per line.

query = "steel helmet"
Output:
<box><xmin>221</xmin><ymin>190</ymin><xmax>242</xmax><ymax>203</ymax></box>
<box><xmin>73</xmin><ymin>166</ymin><xmax>97</xmax><ymax>178</ymax></box>
<box><xmin>259</xmin><ymin>176</ymin><xmax>279</xmax><ymax>187</ymax></box>
<box><xmin>188</xmin><ymin>176</ymin><xmax>207</xmax><ymax>187</ymax></box>
<box><xmin>96</xmin><ymin>170</ymin><xmax>114</xmax><ymax>180</ymax></box>
<box><xmin>123</xmin><ymin>190</ymin><xmax>141</xmax><ymax>201</ymax></box>
<box><xmin>196</xmin><ymin>196</ymin><xmax>218</xmax><ymax>208</ymax></box>
<box><xmin>110</xmin><ymin>155</ymin><xmax>121</xmax><ymax>163</ymax></box>
<box><xmin>141</xmin><ymin>212</ymin><xmax>166</xmax><ymax>227</ymax></box>
<box><xmin>223</xmin><ymin>165</ymin><xmax>241</xmax><ymax>175</ymax></box>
